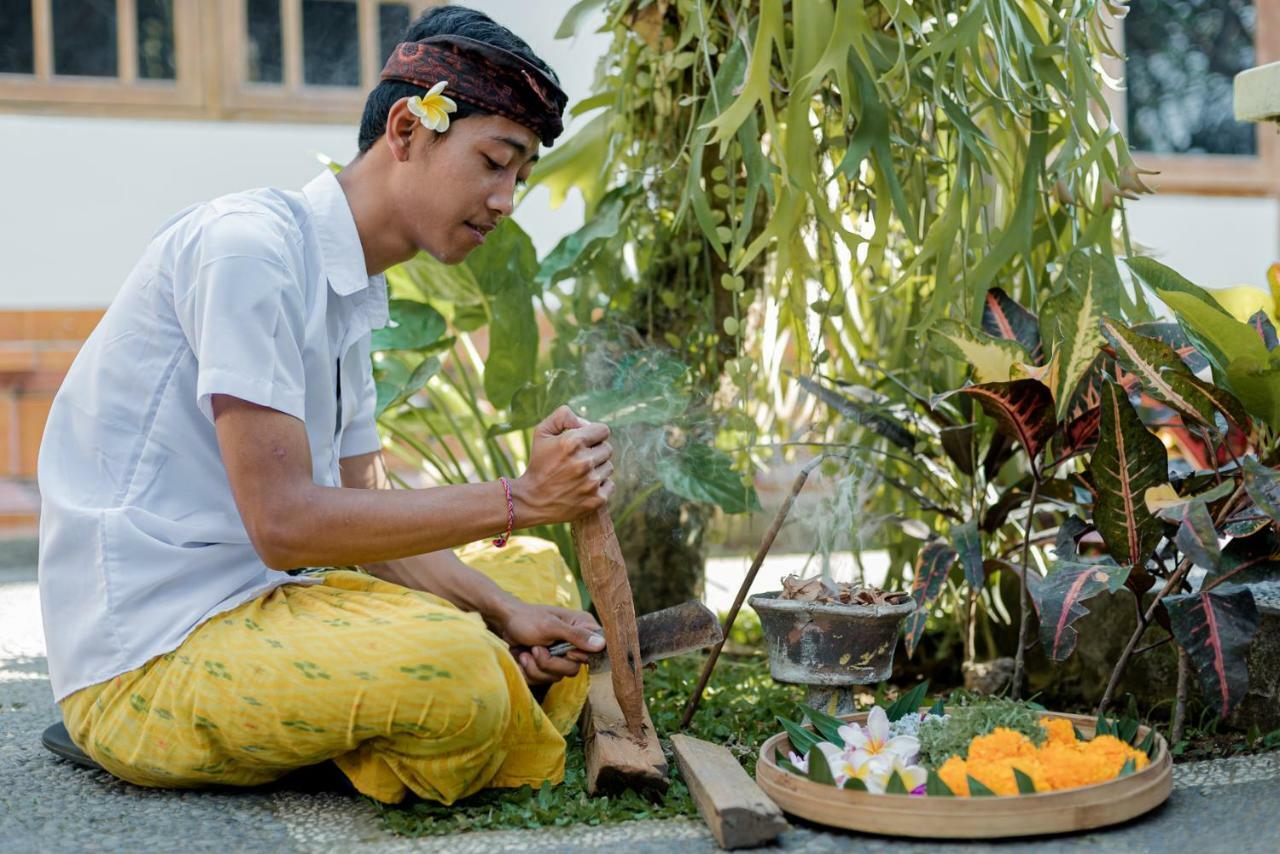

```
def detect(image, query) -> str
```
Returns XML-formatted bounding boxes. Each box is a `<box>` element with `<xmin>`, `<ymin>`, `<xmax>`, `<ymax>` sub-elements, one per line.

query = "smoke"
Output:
<box><xmin>568</xmin><ymin>323</ymin><xmax>724</xmax><ymax>520</ymax></box>
<box><xmin>796</xmin><ymin>457</ymin><xmax>884</xmax><ymax>586</ymax></box>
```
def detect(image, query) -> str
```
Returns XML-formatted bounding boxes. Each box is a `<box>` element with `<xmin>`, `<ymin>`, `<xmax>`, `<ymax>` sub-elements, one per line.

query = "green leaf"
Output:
<box><xmin>1088</xmin><ymin>381</ymin><xmax>1168</xmax><ymax>568</ymax></box>
<box><xmin>569</xmin><ymin>350</ymin><xmax>690</xmax><ymax>427</ymax></box>
<box><xmin>776</xmin><ymin>716</ymin><xmax>821</xmax><ymax>757</ymax></box>
<box><xmin>904</xmin><ymin>538</ymin><xmax>959</xmax><ymax>657</ymax></box>
<box><xmin>1138</xmin><ymin>728</ymin><xmax>1157</xmax><ymax>758</ymax></box>
<box><xmin>885</xmin><ymin>771</ymin><xmax>909</xmax><ymax>794</ymax></box>
<box><xmin>1029</xmin><ymin>557</ymin><xmax>1130</xmax><ymax>661</ymax></box>
<box><xmin>465</xmin><ymin>220</ymin><xmax>540</xmax><ymax>409</ymax></box>
<box><xmin>953</xmin><ymin>518</ymin><xmax>985</xmax><ymax>590</ymax></box>
<box><xmin>1131</xmin><ymin>322</ymin><xmax>1211</xmax><ymax>374</ymax></box>
<box><xmin>1044</xmin><ymin>280</ymin><xmax>1105</xmax><ymax>420</ymax></box>
<box><xmin>967</xmin><ymin>776</ymin><xmax>997</xmax><ymax>797</ymax></box>
<box><xmin>885</xmin><ymin>680</ymin><xmax>931</xmax><ymax>722</ymax></box>
<box><xmin>1178</xmin><ymin>373</ymin><xmax>1252</xmax><ymax>434</ymax></box>
<box><xmin>932</xmin><ymin>320</ymin><xmax>1028</xmax><ymax>383</ymax></box>
<box><xmin>374</xmin><ymin>355</ymin><xmax>440</xmax><ymax>417</ymax></box>
<box><xmin>1102</xmin><ymin>319</ymin><xmax>1216</xmax><ymax>430</ymax></box>
<box><xmin>1118</xmin><ymin>758</ymin><xmax>1136</xmax><ymax>778</ymax></box>
<box><xmin>527</xmin><ymin>110</ymin><xmax>612</xmax><ymax>210</ymax></box>
<box><xmin>1126</xmin><ymin>257</ymin><xmax>1235</xmax><ymax>322</ymax></box>
<box><xmin>1158</xmin><ymin>287</ymin><xmax>1268</xmax><ymax>375</ymax></box>
<box><xmin>385</xmin><ymin>251</ymin><xmax>485</xmax><ymax>310</ymax></box>
<box><xmin>1244</xmin><ymin>457</ymin><xmax>1280</xmax><ymax>522</ymax></box>
<box><xmin>1207</xmin><ymin>531</ymin><xmax>1280</xmax><ymax>588</ymax></box>
<box><xmin>1174</xmin><ymin>500</ymin><xmax>1221</xmax><ymax>572</ymax></box>
<box><xmin>701</xmin><ymin>0</ymin><xmax>784</xmax><ymax>146</ymax></box>
<box><xmin>1053</xmin><ymin>405</ymin><xmax>1102</xmax><ymax>462</ymax></box>
<box><xmin>803</xmin><ymin>706</ymin><xmax>849</xmax><ymax>745</ymax></box>
<box><xmin>1225</xmin><ymin>352</ymin><xmax>1280</xmax><ymax>430</ymax></box>
<box><xmin>1248</xmin><ymin>310</ymin><xmax>1279</xmax><ymax>350</ymax></box>
<box><xmin>807</xmin><ymin>744</ymin><xmax>837</xmax><ymax>787</ymax></box>
<box><xmin>929</xmin><ymin>696</ymin><xmax>946</xmax><ymax>717</ymax></box>
<box><xmin>926</xmin><ymin>770</ymin><xmax>954</xmax><ymax>797</ymax></box>
<box><xmin>553</xmin><ymin>0</ymin><xmax>605</xmax><ymax>39</ymax></box>
<box><xmin>798</xmin><ymin>377</ymin><xmax>915</xmax><ymax>451</ymax></box>
<box><xmin>1167</xmin><ymin>585</ymin><xmax>1260</xmax><ymax>718</ymax></box>
<box><xmin>844</xmin><ymin>777</ymin><xmax>869</xmax><ymax>792</ymax></box>
<box><xmin>537</xmin><ymin>186</ymin><xmax>630</xmax><ymax>288</ymax></box>
<box><xmin>954</xmin><ymin>380</ymin><xmax>1056</xmax><ymax>461</ymax></box>
<box><xmin>982</xmin><ymin>287</ymin><xmax>1044</xmax><ymax>364</ymax></box>
<box><xmin>488</xmin><ymin>371</ymin><xmax>578</xmax><ymax>436</ymax></box>
<box><xmin>1013</xmin><ymin>768</ymin><xmax>1038</xmax><ymax>794</ymax></box>
<box><xmin>371</xmin><ymin>300</ymin><xmax>447</xmax><ymax>352</ymax></box>
<box><xmin>656</xmin><ymin>443</ymin><xmax>760</xmax><ymax>515</ymax></box>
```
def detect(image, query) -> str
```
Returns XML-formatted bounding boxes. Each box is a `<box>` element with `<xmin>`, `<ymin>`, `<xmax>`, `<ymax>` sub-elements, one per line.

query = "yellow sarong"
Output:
<box><xmin>59</xmin><ymin>536</ymin><xmax>590</xmax><ymax>804</ymax></box>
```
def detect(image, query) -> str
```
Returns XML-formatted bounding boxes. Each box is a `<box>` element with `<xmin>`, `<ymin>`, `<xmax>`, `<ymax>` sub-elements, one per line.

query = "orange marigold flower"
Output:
<box><xmin>967</xmin><ymin>727</ymin><xmax>1037</xmax><ymax>763</ymax></box>
<box><xmin>966</xmin><ymin>757</ymin><xmax>1049</xmax><ymax>796</ymax></box>
<box><xmin>1039</xmin><ymin>717</ymin><xmax>1077</xmax><ymax>746</ymax></box>
<box><xmin>938</xmin><ymin>755</ymin><xmax>970</xmax><ymax>796</ymax></box>
<box><xmin>1037</xmin><ymin>742</ymin><xmax>1105</xmax><ymax>790</ymax></box>
<box><xmin>1080</xmin><ymin>734</ymin><xmax>1150</xmax><ymax>775</ymax></box>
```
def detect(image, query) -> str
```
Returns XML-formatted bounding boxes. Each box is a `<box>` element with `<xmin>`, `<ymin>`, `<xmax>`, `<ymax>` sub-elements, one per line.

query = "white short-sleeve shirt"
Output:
<box><xmin>38</xmin><ymin>170</ymin><xmax>388</xmax><ymax>702</ymax></box>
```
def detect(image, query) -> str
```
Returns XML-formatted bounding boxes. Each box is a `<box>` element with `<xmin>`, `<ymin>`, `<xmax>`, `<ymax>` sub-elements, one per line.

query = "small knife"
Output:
<box><xmin>546</xmin><ymin>600</ymin><xmax>722</xmax><ymax>672</ymax></box>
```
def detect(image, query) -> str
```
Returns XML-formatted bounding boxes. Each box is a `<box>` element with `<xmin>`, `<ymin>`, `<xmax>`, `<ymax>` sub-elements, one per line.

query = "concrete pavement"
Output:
<box><xmin>3</xmin><ymin>560</ymin><xmax>1279</xmax><ymax>852</ymax></box>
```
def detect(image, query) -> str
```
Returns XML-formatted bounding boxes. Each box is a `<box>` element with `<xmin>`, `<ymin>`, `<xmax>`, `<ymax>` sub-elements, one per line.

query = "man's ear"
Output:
<box><xmin>384</xmin><ymin>97</ymin><xmax>417</xmax><ymax>162</ymax></box>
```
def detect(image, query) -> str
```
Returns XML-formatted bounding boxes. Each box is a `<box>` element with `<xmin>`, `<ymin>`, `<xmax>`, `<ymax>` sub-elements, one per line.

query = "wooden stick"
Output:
<box><xmin>581</xmin><ymin>673</ymin><xmax>668</xmax><ymax>795</ymax></box>
<box><xmin>680</xmin><ymin>455</ymin><xmax>826</xmax><ymax>729</ymax></box>
<box><xmin>572</xmin><ymin>506</ymin><xmax>646</xmax><ymax>737</ymax></box>
<box><xmin>671</xmin><ymin>734</ymin><xmax>787</xmax><ymax>849</ymax></box>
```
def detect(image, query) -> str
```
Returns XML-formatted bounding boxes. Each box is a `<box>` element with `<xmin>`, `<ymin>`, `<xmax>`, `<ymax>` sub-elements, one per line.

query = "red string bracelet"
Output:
<box><xmin>493</xmin><ymin>476</ymin><xmax>515</xmax><ymax>547</ymax></box>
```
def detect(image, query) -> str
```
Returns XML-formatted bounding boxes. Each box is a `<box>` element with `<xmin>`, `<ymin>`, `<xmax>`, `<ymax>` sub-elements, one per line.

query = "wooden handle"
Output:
<box><xmin>571</xmin><ymin>505</ymin><xmax>647</xmax><ymax>738</ymax></box>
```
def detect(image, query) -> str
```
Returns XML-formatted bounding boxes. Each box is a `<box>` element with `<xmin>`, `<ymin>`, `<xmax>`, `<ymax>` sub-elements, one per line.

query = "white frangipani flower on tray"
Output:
<box><xmin>838</xmin><ymin>705</ymin><xmax>921</xmax><ymax>764</ymax></box>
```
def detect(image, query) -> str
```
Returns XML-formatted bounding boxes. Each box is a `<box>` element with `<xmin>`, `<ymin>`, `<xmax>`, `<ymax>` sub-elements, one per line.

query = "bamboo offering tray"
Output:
<box><xmin>755</xmin><ymin>712</ymin><xmax>1172</xmax><ymax>839</ymax></box>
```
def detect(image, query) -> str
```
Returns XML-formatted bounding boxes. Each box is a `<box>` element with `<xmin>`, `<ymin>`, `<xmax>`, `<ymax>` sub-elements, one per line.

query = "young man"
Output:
<box><xmin>37</xmin><ymin>7</ymin><xmax>611</xmax><ymax>805</ymax></box>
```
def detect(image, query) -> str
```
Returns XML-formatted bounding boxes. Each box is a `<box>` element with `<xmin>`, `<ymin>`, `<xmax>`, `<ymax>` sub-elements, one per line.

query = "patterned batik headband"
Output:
<box><xmin>380</xmin><ymin>35</ymin><xmax>568</xmax><ymax>147</ymax></box>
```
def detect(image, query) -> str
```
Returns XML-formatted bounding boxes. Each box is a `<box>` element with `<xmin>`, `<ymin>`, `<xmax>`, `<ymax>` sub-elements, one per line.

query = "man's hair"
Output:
<box><xmin>357</xmin><ymin>5</ymin><xmax>560</xmax><ymax>153</ymax></box>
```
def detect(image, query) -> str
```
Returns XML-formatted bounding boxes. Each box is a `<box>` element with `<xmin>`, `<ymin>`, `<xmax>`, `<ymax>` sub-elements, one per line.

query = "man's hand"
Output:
<box><xmin>500</xmin><ymin>602</ymin><xmax>605</xmax><ymax>685</ymax></box>
<box><xmin>512</xmin><ymin>406</ymin><xmax>613</xmax><ymax>527</ymax></box>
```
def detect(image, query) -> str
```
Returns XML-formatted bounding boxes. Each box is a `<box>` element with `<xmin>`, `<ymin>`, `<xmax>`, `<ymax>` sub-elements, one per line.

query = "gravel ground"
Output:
<box><xmin>3</xmin><ymin>558</ymin><xmax>1279</xmax><ymax>853</ymax></box>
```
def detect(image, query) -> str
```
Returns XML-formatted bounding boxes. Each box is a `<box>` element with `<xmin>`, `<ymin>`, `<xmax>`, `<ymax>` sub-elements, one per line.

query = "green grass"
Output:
<box><xmin>375</xmin><ymin>652</ymin><xmax>801</xmax><ymax>837</ymax></box>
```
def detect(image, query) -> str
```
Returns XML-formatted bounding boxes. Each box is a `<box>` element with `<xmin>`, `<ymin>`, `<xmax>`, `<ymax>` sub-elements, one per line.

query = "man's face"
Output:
<box><xmin>394</xmin><ymin>109</ymin><xmax>541</xmax><ymax>265</ymax></box>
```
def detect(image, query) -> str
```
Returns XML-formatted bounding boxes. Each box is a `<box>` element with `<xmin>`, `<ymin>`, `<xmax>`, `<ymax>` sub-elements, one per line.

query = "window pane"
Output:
<box><xmin>0</xmin><ymin>0</ymin><xmax>35</xmax><ymax>74</ymax></box>
<box><xmin>378</xmin><ymin>3</ymin><xmax>411</xmax><ymax>66</ymax></box>
<box><xmin>303</xmin><ymin>0</ymin><xmax>359</xmax><ymax>87</ymax></box>
<box><xmin>1125</xmin><ymin>0</ymin><xmax>1257</xmax><ymax>156</ymax></box>
<box><xmin>137</xmin><ymin>0</ymin><xmax>176</xmax><ymax>80</ymax></box>
<box><xmin>247</xmin><ymin>0</ymin><xmax>283</xmax><ymax>84</ymax></box>
<box><xmin>53</xmin><ymin>0</ymin><xmax>117</xmax><ymax>77</ymax></box>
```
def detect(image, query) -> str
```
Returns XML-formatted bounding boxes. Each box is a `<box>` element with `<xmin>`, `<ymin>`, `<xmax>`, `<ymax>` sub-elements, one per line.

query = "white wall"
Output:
<box><xmin>5</xmin><ymin>2</ymin><xmax>1274</xmax><ymax>309</ymax></box>
<box><xmin>0</xmin><ymin>2</ymin><xmax>610</xmax><ymax>310</ymax></box>
<box><xmin>0</xmin><ymin>117</ymin><xmax>357</xmax><ymax>308</ymax></box>
<box><xmin>1124</xmin><ymin>194</ymin><xmax>1280</xmax><ymax>290</ymax></box>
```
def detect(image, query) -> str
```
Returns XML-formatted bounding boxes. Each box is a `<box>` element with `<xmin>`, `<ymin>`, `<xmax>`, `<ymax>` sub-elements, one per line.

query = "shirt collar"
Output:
<box><xmin>302</xmin><ymin>169</ymin><xmax>380</xmax><ymax>298</ymax></box>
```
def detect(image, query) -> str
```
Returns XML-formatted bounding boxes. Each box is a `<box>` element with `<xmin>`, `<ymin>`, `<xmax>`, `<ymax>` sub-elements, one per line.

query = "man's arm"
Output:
<box><xmin>210</xmin><ymin>395</ymin><xmax>612</xmax><ymax>573</ymax></box>
<box><xmin>338</xmin><ymin>442</ymin><xmax>604</xmax><ymax>685</ymax></box>
<box><xmin>337</xmin><ymin>447</ymin><xmax>525</xmax><ymax>630</ymax></box>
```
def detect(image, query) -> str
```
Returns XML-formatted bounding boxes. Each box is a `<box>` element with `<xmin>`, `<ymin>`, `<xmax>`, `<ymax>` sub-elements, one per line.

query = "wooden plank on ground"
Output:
<box><xmin>670</xmin><ymin>734</ymin><xmax>787</xmax><ymax>849</ymax></box>
<box><xmin>581</xmin><ymin>673</ymin><xmax>668</xmax><ymax>795</ymax></box>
